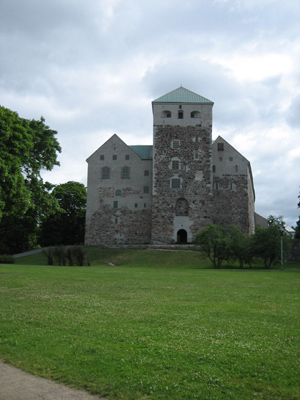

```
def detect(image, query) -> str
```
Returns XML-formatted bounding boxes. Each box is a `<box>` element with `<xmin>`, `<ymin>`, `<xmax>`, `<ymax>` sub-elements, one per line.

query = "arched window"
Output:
<box><xmin>175</xmin><ymin>198</ymin><xmax>189</xmax><ymax>216</ymax></box>
<box><xmin>101</xmin><ymin>167</ymin><xmax>110</xmax><ymax>179</ymax></box>
<box><xmin>121</xmin><ymin>166</ymin><xmax>130</xmax><ymax>179</ymax></box>
<box><xmin>115</xmin><ymin>189</ymin><xmax>121</xmax><ymax>196</ymax></box>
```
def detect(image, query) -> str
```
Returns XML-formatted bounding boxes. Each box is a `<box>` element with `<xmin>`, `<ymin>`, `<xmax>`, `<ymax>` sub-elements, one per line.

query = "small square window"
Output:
<box><xmin>143</xmin><ymin>186</ymin><xmax>149</xmax><ymax>194</ymax></box>
<box><xmin>102</xmin><ymin>167</ymin><xmax>110</xmax><ymax>179</ymax></box>
<box><xmin>217</xmin><ymin>143</ymin><xmax>224</xmax><ymax>151</ymax></box>
<box><xmin>171</xmin><ymin>178</ymin><xmax>180</xmax><ymax>189</ymax></box>
<box><xmin>172</xmin><ymin>160</ymin><xmax>179</xmax><ymax>170</ymax></box>
<box><xmin>144</xmin><ymin>170</ymin><xmax>149</xmax><ymax>176</ymax></box>
<box><xmin>100</xmin><ymin>155</ymin><xmax>104</xmax><ymax>160</ymax></box>
<box><xmin>113</xmin><ymin>155</ymin><xmax>117</xmax><ymax>160</ymax></box>
<box><xmin>172</xmin><ymin>140</ymin><xmax>180</xmax><ymax>149</ymax></box>
<box><xmin>125</xmin><ymin>155</ymin><xmax>130</xmax><ymax>160</ymax></box>
<box><xmin>121</xmin><ymin>167</ymin><xmax>130</xmax><ymax>179</ymax></box>
<box><xmin>115</xmin><ymin>189</ymin><xmax>121</xmax><ymax>196</ymax></box>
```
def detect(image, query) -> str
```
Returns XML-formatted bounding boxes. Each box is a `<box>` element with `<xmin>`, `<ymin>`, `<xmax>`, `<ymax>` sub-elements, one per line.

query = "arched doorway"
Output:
<box><xmin>177</xmin><ymin>229</ymin><xmax>187</xmax><ymax>244</ymax></box>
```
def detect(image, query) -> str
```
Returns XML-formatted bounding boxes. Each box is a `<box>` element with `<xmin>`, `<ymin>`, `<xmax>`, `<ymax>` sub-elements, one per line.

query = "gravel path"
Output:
<box><xmin>0</xmin><ymin>362</ymin><xmax>108</xmax><ymax>400</ymax></box>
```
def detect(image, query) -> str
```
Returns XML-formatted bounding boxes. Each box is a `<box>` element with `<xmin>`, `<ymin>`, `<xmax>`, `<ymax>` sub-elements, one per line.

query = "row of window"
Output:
<box><xmin>215</xmin><ymin>182</ymin><xmax>236</xmax><ymax>190</ymax></box>
<box><xmin>162</xmin><ymin>110</ymin><xmax>200</xmax><ymax>119</ymax></box>
<box><xmin>113</xmin><ymin>201</ymin><xmax>148</xmax><ymax>209</ymax></box>
<box><xmin>101</xmin><ymin>167</ymin><xmax>150</xmax><ymax>179</ymax></box>
<box><xmin>100</xmin><ymin>154</ymin><xmax>130</xmax><ymax>161</ymax></box>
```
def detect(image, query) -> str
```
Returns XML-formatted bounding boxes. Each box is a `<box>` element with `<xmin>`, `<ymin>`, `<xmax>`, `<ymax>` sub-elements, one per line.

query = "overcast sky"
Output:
<box><xmin>1</xmin><ymin>0</ymin><xmax>299</xmax><ymax>227</ymax></box>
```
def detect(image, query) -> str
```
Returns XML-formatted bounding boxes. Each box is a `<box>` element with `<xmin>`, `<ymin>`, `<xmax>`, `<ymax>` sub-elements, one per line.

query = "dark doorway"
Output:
<box><xmin>177</xmin><ymin>229</ymin><xmax>187</xmax><ymax>243</ymax></box>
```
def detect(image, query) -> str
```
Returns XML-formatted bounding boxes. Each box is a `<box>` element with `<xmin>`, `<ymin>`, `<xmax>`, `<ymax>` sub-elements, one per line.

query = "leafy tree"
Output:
<box><xmin>225</xmin><ymin>225</ymin><xmax>254</xmax><ymax>268</ymax></box>
<box><xmin>295</xmin><ymin>190</ymin><xmax>300</xmax><ymax>239</ymax></box>
<box><xmin>252</xmin><ymin>216</ymin><xmax>291</xmax><ymax>268</ymax></box>
<box><xmin>193</xmin><ymin>224</ymin><xmax>231</xmax><ymax>268</ymax></box>
<box><xmin>39</xmin><ymin>181</ymin><xmax>87</xmax><ymax>246</ymax></box>
<box><xmin>0</xmin><ymin>106</ymin><xmax>61</xmax><ymax>253</ymax></box>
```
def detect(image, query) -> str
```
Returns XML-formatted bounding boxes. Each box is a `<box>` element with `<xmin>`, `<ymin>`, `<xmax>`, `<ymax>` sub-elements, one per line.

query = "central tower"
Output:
<box><xmin>151</xmin><ymin>86</ymin><xmax>214</xmax><ymax>244</ymax></box>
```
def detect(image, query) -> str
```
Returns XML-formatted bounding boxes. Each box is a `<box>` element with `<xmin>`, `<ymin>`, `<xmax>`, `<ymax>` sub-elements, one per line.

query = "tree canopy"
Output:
<box><xmin>0</xmin><ymin>106</ymin><xmax>61</xmax><ymax>253</ymax></box>
<box><xmin>39</xmin><ymin>181</ymin><xmax>87</xmax><ymax>246</ymax></box>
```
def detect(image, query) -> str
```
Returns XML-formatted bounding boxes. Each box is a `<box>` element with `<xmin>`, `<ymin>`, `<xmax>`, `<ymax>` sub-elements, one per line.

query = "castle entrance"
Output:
<box><xmin>177</xmin><ymin>229</ymin><xmax>187</xmax><ymax>243</ymax></box>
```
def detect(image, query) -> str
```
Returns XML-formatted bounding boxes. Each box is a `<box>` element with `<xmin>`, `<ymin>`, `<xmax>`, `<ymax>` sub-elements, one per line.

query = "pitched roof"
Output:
<box><xmin>129</xmin><ymin>145</ymin><xmax>153</xmax><ymax>160</ymax></box>
<box><xmin>153</xmin><ymin>86</ymin><xmax>213</xmax><ymax>104</ymax></box>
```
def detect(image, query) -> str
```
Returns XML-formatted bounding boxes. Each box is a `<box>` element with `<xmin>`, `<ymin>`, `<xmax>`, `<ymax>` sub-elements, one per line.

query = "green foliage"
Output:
<box><xmin>39</xmin><ymin>181</ymin><xmax>86</xmax><ymax>246</ymax></box>
<box><xmin>0</xmin><ymin>265</ymin><xmax>299</xmax><ymax>399</ymax></box>
<box><xmin>0</xmin><ymin>106</ymin><xmax>61</xmax><ymax>253</ymax></box>
<box><xmin>193</xmin><ymin>224</ymin><xmax>231</xmax><ymax>268</ymax></box>
<box><xmin>0</xmin><ymin>254</ymin><xmax>14</xmax><ymax>264</ymax></box>
<box><xmin>225</xmin><ymin>225</ymin><xmax>254</xmax><ymax>268</ymax></box>
<box><xmin>42</xmin><ymin>245</ymin><xmax>90</xmax><ymax>266</ymax></box>
<box><xmin>295</xmin><ymin>190</ymin><xmax>300</xmax><ymax>239</ymax></box>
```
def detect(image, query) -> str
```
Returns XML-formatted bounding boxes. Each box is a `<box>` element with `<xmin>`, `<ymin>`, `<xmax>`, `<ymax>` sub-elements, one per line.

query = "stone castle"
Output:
<box><xmin>85</xmin><ymin>86</ymin><xmax>255</xmax><ymax>245</ymax></box>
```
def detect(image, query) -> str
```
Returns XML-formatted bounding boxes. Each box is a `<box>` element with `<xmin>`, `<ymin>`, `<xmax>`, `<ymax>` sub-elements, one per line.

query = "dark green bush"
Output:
<box><xmin>0</xmin><ymin>254</ymin><xmax>15</xmax><ymax>264</ymax></box>
<box><xmin>42</xmin><ymin>245</ymin><xmax>90</xmax><ymax>266</ymax></box>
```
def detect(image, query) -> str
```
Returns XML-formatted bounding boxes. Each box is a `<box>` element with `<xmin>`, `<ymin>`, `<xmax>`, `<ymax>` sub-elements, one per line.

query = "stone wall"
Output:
<box><xmin>151</xmin><ymin>124</ymin><xmax>213</xmax><ymax>243</ymax></box>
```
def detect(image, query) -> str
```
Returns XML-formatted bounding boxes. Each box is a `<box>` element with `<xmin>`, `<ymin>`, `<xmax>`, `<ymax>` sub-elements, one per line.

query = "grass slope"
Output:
<box><xmin>1</xmin><ymin>254</ymin><xmax>299</xmax><ymax>399</ymax></box>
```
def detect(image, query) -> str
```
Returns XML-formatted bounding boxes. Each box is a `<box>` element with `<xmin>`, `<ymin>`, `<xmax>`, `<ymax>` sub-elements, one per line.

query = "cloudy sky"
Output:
<box><xmin>1</xmin><ymin>0</ymin><xmax>299</xmax><ymax>227</ymax></box>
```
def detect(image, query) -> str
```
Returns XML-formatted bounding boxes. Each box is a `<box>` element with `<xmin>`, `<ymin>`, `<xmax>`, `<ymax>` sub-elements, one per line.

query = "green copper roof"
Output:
<box><xmin>129</xmin><ymin>145</ymin><xmax>153</xmax><ymax>160</ymax></box>
<box><xmin>153</xmin><ymin>86</ymin><xmax>213</xmax><ymax>104</ymax></box>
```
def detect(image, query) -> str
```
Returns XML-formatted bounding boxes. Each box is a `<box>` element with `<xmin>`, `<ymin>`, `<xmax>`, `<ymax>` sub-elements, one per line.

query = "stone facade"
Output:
<box><xmin>85</xmin><ymin>87</ymin><xmax>256</xmax><ymax>245</ymax></box>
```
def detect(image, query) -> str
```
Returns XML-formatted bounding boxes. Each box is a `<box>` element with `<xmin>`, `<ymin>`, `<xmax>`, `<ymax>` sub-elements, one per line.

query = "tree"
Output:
<box><xmin>0</xmin><ymin>106</ymin><xmax>61</xmax><ymax>253</ymax></box>
<box><xmin>295</xmin><ymin>190</ymin><xmax>300</xmax><ymax>239</ymax></box>
<box><xmin>252</xmin><ymin>216</ymin><xmax>291</xmax><ymax>268</ymax></box>
<box><xmin>193</xmin><ymin>224</ymin><xmax>231</xmax><ymax>268</ymax></box>
<box><xmin>39</xmin><ymin>181</ymin><xmax>87</xmax><ymax>246</ymax></box>
<box><xmin>225</xmin><ymin>225</ymin><xmax>254</xmax><ymax>268</ymax></box>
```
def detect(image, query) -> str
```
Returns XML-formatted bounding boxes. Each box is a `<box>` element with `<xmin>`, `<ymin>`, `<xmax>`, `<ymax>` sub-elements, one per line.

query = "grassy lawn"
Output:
<box><xmin>0</xmin><ymin>251</ymin><xmax>299</xmax><ymax>399</ymax></box>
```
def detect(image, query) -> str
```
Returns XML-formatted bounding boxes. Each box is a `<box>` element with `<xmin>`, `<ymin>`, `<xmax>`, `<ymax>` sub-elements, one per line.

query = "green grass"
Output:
<box><xmin>1</xmin><ymin>253</ymin><xmax>299</xmax><ymax>399</ymax></box>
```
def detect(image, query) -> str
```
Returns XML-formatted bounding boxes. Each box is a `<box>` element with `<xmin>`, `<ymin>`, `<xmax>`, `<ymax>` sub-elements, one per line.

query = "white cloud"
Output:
<box><xmin>1</xmin><ymin>0</ymin><xmax>299</xmax><ymax>227</ymax></box>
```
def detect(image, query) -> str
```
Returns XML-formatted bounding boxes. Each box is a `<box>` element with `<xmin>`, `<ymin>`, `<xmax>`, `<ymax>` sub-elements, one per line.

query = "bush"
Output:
<box><xmin>42</xmin><ymin>245</ymin><xmax>90</xmax><ymax>266</ymax></box>
<box><xmin>0</xmin><ymin>254</ymin><xmax>15</xmax><ymax>264</ymax></box>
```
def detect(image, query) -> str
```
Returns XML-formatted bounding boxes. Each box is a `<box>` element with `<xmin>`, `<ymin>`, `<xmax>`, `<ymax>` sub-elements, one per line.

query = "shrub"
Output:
<box><xmin>42</xmin><ymin>247</ymin><xmax>54</xmax><ymax>265</ymax></box>
<box><xmin>0</xmin><ymin>254</ymin><xmax>15</xmax><ymax>264</ymax></box>
<box><xmin>42</xmin><ymin>245</ymin><xmax>90</xmax><ymax>266</ymax></box>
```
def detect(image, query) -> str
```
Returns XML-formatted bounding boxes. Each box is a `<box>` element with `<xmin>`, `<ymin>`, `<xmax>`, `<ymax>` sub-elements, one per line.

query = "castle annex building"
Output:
<box><xmin>85</xmin><ymin>87</ymin><xmax>255</xmax><ymax>245</ymax></box>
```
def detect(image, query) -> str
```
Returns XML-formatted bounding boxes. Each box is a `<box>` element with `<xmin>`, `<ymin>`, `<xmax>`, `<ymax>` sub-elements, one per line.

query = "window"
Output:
<box><xmin>217</xmin><ymin>143</ymin><xmax>224</xmax><ymax>151</ymax></box>
<box><xmin>195</xmin><ymin>136</ymin><xmax>199</xmax><ymax>142</ymax></box>
<box><xmin>121</xmin><ymin>166</ymin><xmax>130</xmax><ymax>179</ymax></box>
<box><xmin>101</xmin><ymin>167</ymin><xmax>110</xmax><ymax>179</ymax></box>
<box><xmin>215</xmin><ymin>182</ymin><xmax>219</xmax><ymax>190</ymax></box>
<box><xmin>195</xmin><ymin>152</ymin><xmax>199</xmax><ymax>159</ymax></box>
<box><xmin>115</xmin><ymin>189</ymin><xmax>121</xmax><ymax>196</ymax></box>
<box><xmin>115</xmin><ymin>218</ymin><xmax>118</xmax><ymax>224</ymax></box>
<box><xmin>113</xmin><ymin>201</ymin><xmax>118</xmax><ymax>209</ymax></box>
<box><xmin>135</xmin><ymin>203</ymin><xmax>138</xmax><ymax>208</ymax></box>
<box><xmin>113</xmin><ymin>155</ymin><xmax>117</xmax><ymax>160</ymax></box>
<box><xmin>229</xmin><ymin>157</ymin><xmax>233</xmax><ymax>161</ymax></box>
<box><xmin>100</xmin><ymin>155</ymin><xmax>104</xmax><ymax>160</ymax></box>
<box><xmin>178</xmin><ymin>110</ymin><xmax>183</xmax><ymax>119</ymax></box>
<box><xmin>212</xmin><ymin>165</ymin><xmax>216</xmax><ymax>173</ymax></box>
<box><xmin>144</xmin><ymin>170</ymin><xmax>149</xmax><ymax>176</ymax></box>
<box><xmin>143</xmin><ymin>186</ymin><xmax>149</xmax><ymax>193</ymax></box>
<box><xmin>171</xmin><ymin>178</ymin><xmax>181</xmax><ymax>189</ymax></box>
<box><xmin>125</xmin><ymin>155</ymin><xmax>130</xmax><ymax>160</ymax></box>
<box><xmin>144</xmin><ymin>203</ymin><xmax>147</xmax><ymax>208</ymax></box>
<box><xmin>172</xmin><ymin>140</ymin><xmax>180</xmax><ymax>149</ymax></box>
<box><xmin>235</xmin><ymin>165</ymin><xmax>238</xmax><ymax>172</ymax></box>
<box><xmin>230</xmin><ymin>183</ymin><xmax>233</xmax><ymax>190</ymax></box>
<box><xmin>191</xmin><ymin>112</ymin><xmax>195</xmax><ymax>118</ymax></box>
<box><xmin>172</xmin><ymin>160</ymin><xmax>179</xmax><ymax>170</ymax></box>
<box><xmin>166</xmin><ymin>113</ymin><xmax>171</xmax><ymax>118</ymax></box>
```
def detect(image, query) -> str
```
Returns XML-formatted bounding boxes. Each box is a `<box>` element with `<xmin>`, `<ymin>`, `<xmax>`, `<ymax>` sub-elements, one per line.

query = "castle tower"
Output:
<box><xmin>151</xmin><ymin>87</ymin><xmax>214</xmax><ymax>244</ymax></box>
